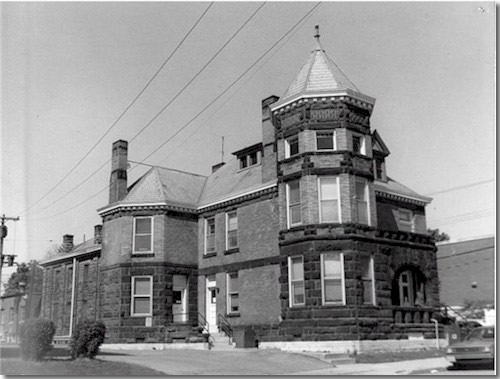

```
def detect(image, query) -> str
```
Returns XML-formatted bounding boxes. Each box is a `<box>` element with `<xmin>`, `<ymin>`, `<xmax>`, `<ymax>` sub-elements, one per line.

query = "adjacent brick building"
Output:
<box><xmin>41</xmin><ymin>30</ymin><xmax>441</xmax><ymax>348</ymax></box>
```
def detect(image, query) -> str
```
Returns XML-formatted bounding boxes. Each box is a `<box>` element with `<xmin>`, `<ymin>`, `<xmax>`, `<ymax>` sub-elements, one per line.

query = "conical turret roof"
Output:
<box><xmin>271</xmin><ymin>27</ymin><xmax>375</xmax><ymax>111</ymax></box>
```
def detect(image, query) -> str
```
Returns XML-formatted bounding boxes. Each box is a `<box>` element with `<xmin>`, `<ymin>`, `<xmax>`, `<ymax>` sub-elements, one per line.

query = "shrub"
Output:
<box><xmin>19</xmin><ymin>318</ymin><xmax>56</xmax><ymax>361</ymax></box>
<box><xmin>70</xmin><ymin>320</ymin><xmax>106</xmax><ymax>359</ymax></box>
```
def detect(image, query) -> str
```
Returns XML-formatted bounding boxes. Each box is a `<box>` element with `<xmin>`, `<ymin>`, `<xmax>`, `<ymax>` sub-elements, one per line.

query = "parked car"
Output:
<box><xmin>446</xmin><ymin>326</ymin><xmax>494</xmax><ymax>367</ymax></box>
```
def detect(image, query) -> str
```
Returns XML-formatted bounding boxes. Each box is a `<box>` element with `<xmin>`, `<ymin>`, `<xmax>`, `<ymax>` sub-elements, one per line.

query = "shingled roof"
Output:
<box><xmin>271</xmin><ymin>31</ymin><xmax>375</xmax><ymax>110</ymax></box>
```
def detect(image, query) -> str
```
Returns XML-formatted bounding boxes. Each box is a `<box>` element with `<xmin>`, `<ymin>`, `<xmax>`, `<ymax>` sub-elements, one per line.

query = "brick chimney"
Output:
<box><xmin>62</xmin><ymin>234</ymin><xmax>74</xmax><ymax>253</ymax></box>
<box><xmin>261</xmin><ymin>95</ymin><xmax>279</xmax><ymax>183</ymax></box>
<box><xmin>109</xmin><ymin>140</ymin><xmax>128</xmax><ymax>204</ymax></box>
<box><xmin>94</xmin><ymin>224</ymin><xmax>103</xmax><ymax>245</ymax></box>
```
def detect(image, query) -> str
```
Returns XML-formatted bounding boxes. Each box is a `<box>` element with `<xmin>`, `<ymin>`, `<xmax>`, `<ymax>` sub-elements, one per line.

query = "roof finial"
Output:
<box><xmin>314</xmin><ymin>25</ymin><xmax>320</xmax><ymax>41</ymax></box>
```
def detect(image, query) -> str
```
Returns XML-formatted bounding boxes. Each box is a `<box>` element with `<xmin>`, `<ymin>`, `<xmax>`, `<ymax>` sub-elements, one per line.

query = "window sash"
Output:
<box><xmin>226</xmin><ymin>212</ymin><xmax>238</xmax><ymax>249</ymax></box>
<box><xmin>316</xmin><ymin>132</ymin><xmax>335</xmax><ymax>150</ymax></box>
<box><xmin>131</xmin><ymin>276</ymin><xmax>152</xmax><ymax>316</ymax></box>
<box><xmin>360</xmin><ymin>255</ymin><xmax>375</xmax><ymax>305</ymax></box>
<box><xmin>356</xmin><ymin>180</ymin><xmax>369</xmax><ymax>225</ymax></box>
<box><xmin>321</xmin><ymin>253</ymin><xmax>344</xmax><ymax>305</ymax></box>
<box><xmin>319</xmin><ymin>177</ymin><xmax>340</xmax><ymax>223</ymax></box>
<box><xmin>352</xmin><ymin>135</ymin><xmax>365</xmax><ymax>155</ymax></box>
<box><xmin>205</xmin><ymin>219</ymin><xmax>215</xmax><ymax>253</ymax></box>
<box><xmin>289</xmin><ymin>256</ymin><xmax>305</xmax><ymax>306</ymax></box>
<box><xmin>287</xmin><ymin>181</ymin><xmax>301</xmax><ymax>227</ymax></box>
<box><xmin>133</xmin><ymin>217</ymin><xmax>153</xmax><ymax>253</ymax></box>
<box><xmin>227</xmin><ymin>273</ymin><xmax>239</xmax><ymax>313</ymax></box>
<box><xmin>398</xmin><ymin>210</ymin><xmax>414</xmax><ymax>232</ymax></box>
<box><xmin>286</xmin><ymin>137</ymin><xmax>299</xmax><ymax>158</ymax></box>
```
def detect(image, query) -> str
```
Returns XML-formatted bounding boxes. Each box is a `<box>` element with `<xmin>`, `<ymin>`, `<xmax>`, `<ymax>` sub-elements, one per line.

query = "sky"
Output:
<box><xmin>0</xmin><ymin>1</ymin><xmax>496</xmax><ymax>279</ymax></box>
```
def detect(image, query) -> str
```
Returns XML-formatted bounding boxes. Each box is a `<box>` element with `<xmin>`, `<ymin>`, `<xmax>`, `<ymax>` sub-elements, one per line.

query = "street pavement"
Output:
<box><xmin>99</xmin><ymin>347</ymin><xmax>452</xmax><ymax>375</ymax></box>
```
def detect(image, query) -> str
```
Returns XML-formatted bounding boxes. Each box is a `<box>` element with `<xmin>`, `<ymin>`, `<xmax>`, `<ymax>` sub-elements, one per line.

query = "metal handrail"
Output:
<box><xmin>217</xmin><ymin>313</ymin><xmax>233</xmax><ymax>341</ymax></box>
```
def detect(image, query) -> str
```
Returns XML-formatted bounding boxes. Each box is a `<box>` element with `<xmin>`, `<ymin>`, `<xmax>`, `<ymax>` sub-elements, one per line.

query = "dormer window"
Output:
<box><xmin>285</xmin><ymin>136</ymin><xmax>299</xmax><ymax>158</ymax></box>
<box><xmin>352</xmin><ymin>134</ymin><xmax>366</xmax><ymax>155</ymax></box>
<box><xmin>233</xmin><ymin>143</ymin><xmax>263</xmax><ymax>170</ymax></box>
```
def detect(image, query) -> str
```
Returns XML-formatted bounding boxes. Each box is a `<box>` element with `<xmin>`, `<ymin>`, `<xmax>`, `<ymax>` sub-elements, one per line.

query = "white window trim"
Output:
<box><xmin>226</xmin><ymin>272</ymin><xmax>239</xmax><ymax>314</ymax></box>
<box><xmin>318</xmin><ymin>176</ymin><xmax>342</xmax><ymax>223</ymax></box>
<box><xmin>315</xmin><ymin>130</ymin><xmax>336</xmax><ymax>151</ymax></box>
<box><xmin>398</xmin><ymin>210</ymin><xmax>414</xmax><ymax>232</ymax></box>
<box><xmin>288</xmin><ymin>255</ymin><xmax>305</xmax><ymax>307</ymax></box>
<box><xmin>285</xmin><ymin>136</ymin><xmax>299</xmax><ymax>158</ymax></box>
<box><xmin>321</xmin><ymin>253</ymin><xmax>346</xmax><ymax>306</ymax></box>
<box><xmin>286</xmin><ymin>181</ymin><xmax>302</xmax><ymax>228</ymax></box>
<box><xmin>225</xmin><ymin>211</ymin><xmax>238</xmax><ymax>250</ymax></box>
<box><xmin>352</xmin><ymin>133</ymin><xmax>366</xmax><ymax>155</ymax></box>
<box><xmin>361</xmin><ymin>254</ymin><xmax>376</xmax><ymax>305</ymax></box>
<box><xmin>204</xmin><ymin>217</ymin><xmax>216</xmax><ymax>255</ymax></box>
<box><xmin>131</xmin><ymin>276</ymin><xmax>153</xmax><ymax>317</ymax></box>
<box><xmin>132</xmin><ymin>216</ymin><xmax>154</xmax><ymax>254</ymax></box>
<box><xmin>355</xmin><ymin>179</ymin><xmax>370</xmax><ymax>226</ymax></box>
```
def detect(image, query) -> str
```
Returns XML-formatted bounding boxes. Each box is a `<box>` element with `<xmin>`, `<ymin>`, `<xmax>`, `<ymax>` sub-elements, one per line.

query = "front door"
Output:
<box><xmin>173</xmin><ymin>275</ymin><xmax>187</xmax><ymax>322</ymax></box>
<box><xmin>206</xmin><ymin>276</ymin><xmax>217</xmax><ymax>332</ymax></box>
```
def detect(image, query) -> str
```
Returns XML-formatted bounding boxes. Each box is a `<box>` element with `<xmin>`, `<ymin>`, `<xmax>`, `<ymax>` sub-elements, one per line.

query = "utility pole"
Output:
<box><xmin>0</xmin><ymin>214</ymin><xmax>20</xmax><ymax>290</ymax></box>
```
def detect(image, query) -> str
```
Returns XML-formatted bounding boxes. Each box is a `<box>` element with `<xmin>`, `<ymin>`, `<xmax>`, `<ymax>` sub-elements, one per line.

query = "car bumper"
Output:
<box><xmin>446</xmin><ymin>353</ymin><xmax>494</xmax><ymax>364</ymax></box>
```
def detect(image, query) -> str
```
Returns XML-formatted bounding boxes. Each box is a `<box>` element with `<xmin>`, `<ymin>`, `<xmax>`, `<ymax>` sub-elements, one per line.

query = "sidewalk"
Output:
<box><xmin>99</xmin><ymin>347</ymin><xmax>451</xmax><ymax>375</ymax></box>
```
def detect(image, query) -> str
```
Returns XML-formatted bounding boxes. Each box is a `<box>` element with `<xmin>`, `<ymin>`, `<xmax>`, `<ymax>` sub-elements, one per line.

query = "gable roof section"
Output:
<box><xmin>372</xmin><ymin>130</ymin><xmax>391</xmax><ymax>157</ymax></box>
<box><xmin>122</xmin><ymin>167</ymin><xmax>207</xmax><ymax>209</ymax></box>
<box><xmin>375</xmin><ymin>177</ymin><xmax>432</xmax><ymax>205</ymax></box>
<box><xmin>40</xmin><ymin>238</ymin><xmax>101</xmax><ymax>266</ymax></box>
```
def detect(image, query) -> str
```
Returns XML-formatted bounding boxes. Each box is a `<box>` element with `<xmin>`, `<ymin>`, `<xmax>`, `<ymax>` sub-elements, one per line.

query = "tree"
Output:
<box><xmin>3</xmin><ymin>261</ymin><xmax>43</xmax><ymax>296</ymax></box>
<box><xmin>44</xmin><ymin>244</ymin><xmax>62</xmax><ymax>259</ymax></box>
<box><xmin>427</xmin><ymin>228</ymin><xmax>450</xmax><ymax>242</ymax></box>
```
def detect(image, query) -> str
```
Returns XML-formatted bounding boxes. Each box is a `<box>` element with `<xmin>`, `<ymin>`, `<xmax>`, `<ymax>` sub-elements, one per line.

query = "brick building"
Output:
<box><xmin>41</xmin><ymin>31</ymin><xmax>441</xmax><ymax>349</ymax></box>
<box><xmin>40</xmin><ymin>229</ymin><xmax>101</xmax><ymax>338</ymax></box>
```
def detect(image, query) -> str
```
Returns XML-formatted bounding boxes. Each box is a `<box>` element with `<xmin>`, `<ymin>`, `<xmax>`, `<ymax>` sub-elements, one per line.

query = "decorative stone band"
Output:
<box><xmin>270</xmin><ymin>90</ymin><xmax>376</xmax><ymax>114</ymax></box>
<box><xmin>279</xmin><ymin>223</ymin><xmax>435</xmax><ymax>250</ymax></box>
<box><xmin>375</xmin><ymin>190</ymin><xmax>430</xmax><ymax>207</ymax></box>
<box><xmin>98</xmin><ymin>202</ymin><xmax>197</xmax><ymax>218</ymax></box>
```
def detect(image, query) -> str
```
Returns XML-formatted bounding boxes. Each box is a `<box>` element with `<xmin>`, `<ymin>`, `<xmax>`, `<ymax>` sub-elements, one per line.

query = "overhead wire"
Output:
<box><xmin>17</xmin><ymin>2</ymin><xmax>215</xmax><ymax>218</ymax></box>
<box><xmin>29</xmin><ymin>2</ymin><xmax>322</xmax><ymax>221</ymax></box>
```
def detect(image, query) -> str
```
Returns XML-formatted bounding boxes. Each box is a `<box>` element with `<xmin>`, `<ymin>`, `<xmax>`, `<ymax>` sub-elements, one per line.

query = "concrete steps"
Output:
<box><xmin>209</xmin><ymin>332</ymin><xmax>235</xmax><ymax>351</ymax></box>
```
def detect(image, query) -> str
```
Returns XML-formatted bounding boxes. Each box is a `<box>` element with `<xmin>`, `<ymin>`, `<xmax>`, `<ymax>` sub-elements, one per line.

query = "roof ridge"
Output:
<box><xmin>155</xmin><ymin>165</ymin><xmax>208</xmax><ymax>179</ymax></box>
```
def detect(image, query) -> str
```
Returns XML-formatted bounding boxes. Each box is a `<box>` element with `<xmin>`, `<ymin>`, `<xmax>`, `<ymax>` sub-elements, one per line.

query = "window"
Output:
<box><xmin>318</xmin><ymin>177</ymin><xmax>340</xmax><ymax>223</ymax></box>
<box><xmin>131</xmin><ymin>276</ymin><xmax>153</xmax><ymax>316</ymax></box>
<box><xmin>205</xmin><ymin>218</ymin><xmax>216</xmax><ymax>254</ymax></box>
<box><xmin>239</xmin><ymin>151</ymin><xmax>260</xmax><ymax>170</ymax></box>
<box><xmin>360</xmin><ymin>254</ymin><xmax>375</xmax><ymax>305</ymax></box>
<box><xmin>67</xmin><ymin>266</ymin><xmax>73</xmax><ymax>291</ymax></box>
<box><xmin>133</xmin><ymin>217</ymin><xmax>153</xmax><ymax>253</ymax></box>
<box><xmin>226</xmin><ymin>212</ymin><xmax>238</xmax><ymax>249</ymax></box>
<box><xmin>395</xmin><ymin>269</ymin><xmax>426</xmax><ymax>307</ymax></box>
<box><xmin>321</xmin><ymin>253</ymin><xmax>345</xmax><ymax>305</ymax></box>
<box><xmin>227</xmin><ymin>272</ymin><xmax>239</xmax><ymax>314</ymax></box>
<box><xmin>289</xmin><ymin>256</ymin><xmax>305</xmax><ymax>306</ymax></box>
<box><xmin>374</xmin><ymin>158</ymin><xmax>384</xmax><ymax>180</ymax></box>
<box><xmin>239</xmin><ymin>156</ymin><xmax>248</xmax><ymax>169</ymax></box>
<box><xmin>285</xmin><ymin>136</ymin><xmax>299</xmax><ymax>158</ymax></box>
<box><xmin>398</xmin><ymin>210</ymin><xmax>414</xmax><ymax>232</ymax></box>
<box><xmin>352</xmin><ymin>134</ymin><xmax>366</xmax><ymax>155</ymax></box>
<box><xmin>316</xmin><ymin>131</ymin><xmax>335</xmax><ymax>150</ymax></box>
<box><xmin>287</xmin><ymin>181</ymin><xmax>301</xmax><ymax>227</ymax></box>
<box><xmin>355</xmin><ymin>179</ymin><xmax>369</xmax><ymax>225</ymax></box>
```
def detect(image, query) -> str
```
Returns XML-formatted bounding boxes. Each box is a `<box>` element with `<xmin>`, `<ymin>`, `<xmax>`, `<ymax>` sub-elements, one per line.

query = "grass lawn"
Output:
<box><xmin>355</xmin><ymin>349</ymin><xmax>445</xmax><ymax>363</ymax></box>
<box><xmin>0</xmin><ymin>358</ymin><xmax>166</xmax><ymax>376</ymax></box>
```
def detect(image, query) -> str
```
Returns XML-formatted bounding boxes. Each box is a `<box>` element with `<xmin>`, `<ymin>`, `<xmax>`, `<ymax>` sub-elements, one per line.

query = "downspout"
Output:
<box><xmin>69</xmin><ymin>257</ymin><xmax>77</xmax><ymax>336</ymax></box>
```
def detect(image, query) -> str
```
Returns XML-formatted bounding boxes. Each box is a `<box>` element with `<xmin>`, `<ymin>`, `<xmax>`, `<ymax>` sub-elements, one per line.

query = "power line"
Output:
<box><xmin>139</xmin><ymin>2</ymin><xmax>322</xmax><ymax>165</ymax></box>
<box><xmin>28</xmin><ymin>3</ymin><xmax>322</xmax><ymax>221</ymax></box>
<box><xmin>158</xmin><ymin>3</ymin><xmax>319</xmax><ymax>166</ymax></box>
<box><xmin>436</xmin><ymin>246</ymin><xmax>494</xmax><ymax>260</ymax></box>
<box><xmin>425</xmin><ymin>179</ymin><xmax>495</xmax><ymax>196</ymax></box>
<box><xmin>128</xmin><ymin>2</ymin><xmax>267</xmax><ymax>144</ymax></box>
<box><xmin>17</xmin><ymin>2</ymin><xmax>215</xmax><ymax>217</ymax></box>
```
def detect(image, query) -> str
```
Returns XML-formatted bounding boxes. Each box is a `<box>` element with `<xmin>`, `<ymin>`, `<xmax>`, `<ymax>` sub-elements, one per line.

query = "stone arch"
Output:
<box><xmin>391</xmin><ymin>264</ymin><xmax>428</xmax><ymax>307</ymax></box>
